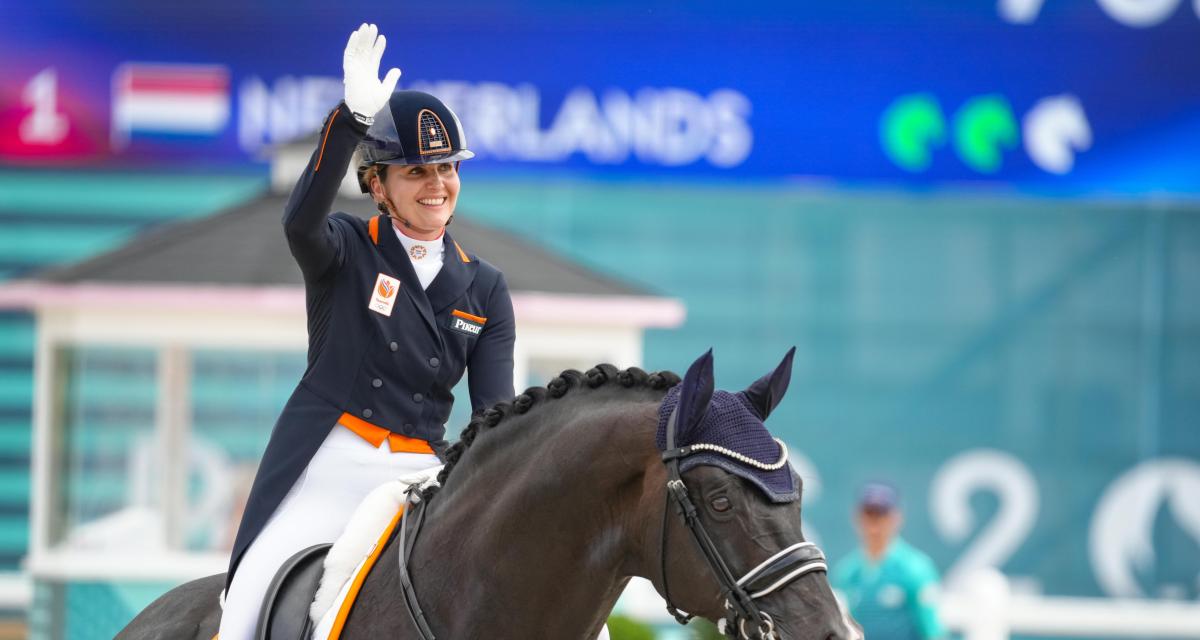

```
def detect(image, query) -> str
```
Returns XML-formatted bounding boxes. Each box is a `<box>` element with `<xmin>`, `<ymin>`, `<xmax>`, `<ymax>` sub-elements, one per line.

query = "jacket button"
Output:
<box><xmin>362</xmin><ymin>408</ymin><xmax>373</xmax><ymax>419</ymax></box>
<box><xmin>389</xmin><ymin>341</ymin><xmax>399</xmax><ymax>352</ymax></box>
<box><xmin>404</xmin><ymin>423</ymin><xmax>413</xmax><ymax>431</ymax></box>
<box><xmin>428</xmin><ymin>357</ymin><xmax>440</xmax><ymax>367</ymax></box>
<box><xmin>412</xmin><ymin>393</ymin><xmax>424</xmax><ymax>403</ymax></box>
<box><xmin>372</xmin><ymin>378</ymin><xmax>383</xmax><ymax>388</ymax></box>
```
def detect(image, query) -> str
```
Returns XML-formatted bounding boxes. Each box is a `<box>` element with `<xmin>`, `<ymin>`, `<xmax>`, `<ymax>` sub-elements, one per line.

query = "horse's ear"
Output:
<box><xmin>742</xmin><ymin>346</ymin><xmax>795</xmax><ymax>420</ymax></box>
<box><xmin>677</xmin><ymin>349</ymin><xmax>715</xmax><ymax>430</ymax></box>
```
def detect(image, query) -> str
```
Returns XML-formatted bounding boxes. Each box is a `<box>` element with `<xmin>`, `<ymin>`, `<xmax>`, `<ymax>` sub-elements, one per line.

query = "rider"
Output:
<box><xmin>218</xmin><ymin>23</ymin><xmax>516</xmax><ymax>639</ymax></box>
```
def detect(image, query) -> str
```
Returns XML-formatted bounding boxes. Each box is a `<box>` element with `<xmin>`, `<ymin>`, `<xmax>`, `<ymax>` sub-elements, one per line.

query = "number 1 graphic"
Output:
<box><xmin>20</xmin><ymin>68</ymin><xmax>70</xmax><ymax>146</ymax></box>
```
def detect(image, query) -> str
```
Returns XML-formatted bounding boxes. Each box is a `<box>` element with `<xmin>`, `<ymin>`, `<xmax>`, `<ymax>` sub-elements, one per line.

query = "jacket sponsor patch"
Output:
<box><xmin>447</xmin><ymin>309</ymin><xmax>486</xmax><ymax>336</ymax></box>
<box><xmin>368</xmin><ymin>273</ymin><xmax>401</xmax><ymax>316</ymax></box>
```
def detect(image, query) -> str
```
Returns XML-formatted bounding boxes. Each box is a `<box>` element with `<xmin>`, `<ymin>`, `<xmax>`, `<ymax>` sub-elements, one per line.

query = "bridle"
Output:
<box><xmin>658</xmin><ymin>407</ymin><xmax>829</xmax><ymax>640</ymax></box>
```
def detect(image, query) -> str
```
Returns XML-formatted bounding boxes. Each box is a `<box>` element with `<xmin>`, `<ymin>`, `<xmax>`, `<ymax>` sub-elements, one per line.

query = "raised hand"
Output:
<box><xmin>342</xmin><ymin>23</ymin><xmax>401</xmax><ymax>125</ymax></box>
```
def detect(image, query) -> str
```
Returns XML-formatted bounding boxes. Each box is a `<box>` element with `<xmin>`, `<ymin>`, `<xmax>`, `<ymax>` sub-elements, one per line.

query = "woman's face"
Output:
<box><xmin>371</xmin><ymin>162</ymin><xmax>460</xmax><ymax>240</ymax></box>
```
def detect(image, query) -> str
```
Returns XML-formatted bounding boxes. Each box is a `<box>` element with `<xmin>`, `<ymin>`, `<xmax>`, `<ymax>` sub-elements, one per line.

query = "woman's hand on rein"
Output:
<box><xmin>343</xmin><ymin>23</ymin><xmax>402</xmax><ymax>125</ymax></box>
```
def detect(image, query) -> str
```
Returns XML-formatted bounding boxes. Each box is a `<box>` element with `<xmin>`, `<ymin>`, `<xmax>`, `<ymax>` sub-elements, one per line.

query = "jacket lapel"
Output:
<box><xmin>375</xmin><ymin>215</ymin><xmax>439</xmax><ymax>337</ymax></box>
<box><xmin>425</xmin><ymin>229</ymin><xmax>479</xmax><ymax>314</ymax></box>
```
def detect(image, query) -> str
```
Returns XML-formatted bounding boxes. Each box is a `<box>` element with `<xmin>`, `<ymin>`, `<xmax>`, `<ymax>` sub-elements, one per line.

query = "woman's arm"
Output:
<box><xmin>282</xmin><ymin>24</ymin><xmax>401</xmax><ymax>282</ymax></box>
<box><xmin>282</xmin><ymin>105</ymin><xmax>367</xmax><ymax>281</ymax></box>
<box><xmin>467</xmin><ymin>273</ymin><xmax>517</xmax><ymax>411</ymax></box>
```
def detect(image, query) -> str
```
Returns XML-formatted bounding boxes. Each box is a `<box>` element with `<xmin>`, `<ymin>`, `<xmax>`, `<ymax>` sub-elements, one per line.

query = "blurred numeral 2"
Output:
<box><xmin>930</xmin><ymin>449</ymin><xmax>1040</xmax><ymax>588</ymax></box>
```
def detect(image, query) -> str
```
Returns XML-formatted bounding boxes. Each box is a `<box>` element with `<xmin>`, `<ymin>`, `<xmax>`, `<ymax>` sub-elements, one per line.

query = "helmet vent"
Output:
<box><xmin>418</xmin><ymin>109</ymin><xmax>450</xmax><ymax>156</ymax></box>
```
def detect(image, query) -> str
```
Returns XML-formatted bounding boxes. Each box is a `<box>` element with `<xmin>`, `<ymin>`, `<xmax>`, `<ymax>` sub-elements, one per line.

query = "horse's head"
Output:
<box><xmin>651</xmin><ymin>349</ymin><xmax>857</xmax><ymax>640</ymax></box>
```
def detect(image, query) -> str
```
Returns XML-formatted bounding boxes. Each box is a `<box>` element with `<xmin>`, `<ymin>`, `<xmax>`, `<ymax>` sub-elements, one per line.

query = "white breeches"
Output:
<box><xmin>217</xmin><ymin>426</ymin><xmax>440</xmax><ymax>640</ymax></box>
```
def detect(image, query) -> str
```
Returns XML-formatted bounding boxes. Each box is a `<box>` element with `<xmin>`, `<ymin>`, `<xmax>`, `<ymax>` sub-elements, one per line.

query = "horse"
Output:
<box><xmin>117</xmin><ymin>349</ymin><xmax>855</xmax><ymax>639</ymax></box>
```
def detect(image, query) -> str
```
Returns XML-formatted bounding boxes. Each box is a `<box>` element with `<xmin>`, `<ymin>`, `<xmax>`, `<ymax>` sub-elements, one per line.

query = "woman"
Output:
<box><xmin>218</xmin><ymin>23</ymin><xmax>515</xmax><ymax>639</ymax></box>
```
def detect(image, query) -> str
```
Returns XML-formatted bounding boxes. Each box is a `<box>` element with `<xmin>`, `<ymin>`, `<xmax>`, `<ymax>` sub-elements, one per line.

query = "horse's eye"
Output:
<box><xmin>711</xmin><ymin>496</ymin><xmax>732</xmax><ymax>512</ymax></box>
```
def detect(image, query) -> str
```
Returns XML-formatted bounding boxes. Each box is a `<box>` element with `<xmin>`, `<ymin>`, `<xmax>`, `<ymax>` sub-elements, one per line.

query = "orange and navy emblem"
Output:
<box><xmin>369</xmin><ymin>273</ymin><xmax>402</xmax><ymax>317</ymax></box>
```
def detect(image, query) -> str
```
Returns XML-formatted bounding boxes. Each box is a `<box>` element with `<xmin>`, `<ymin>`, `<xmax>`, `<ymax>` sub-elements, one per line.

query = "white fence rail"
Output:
<box><xmin>943</xmin><ymin>569</ymin><xmax>1200</xmax><ymax>640</ymax></box>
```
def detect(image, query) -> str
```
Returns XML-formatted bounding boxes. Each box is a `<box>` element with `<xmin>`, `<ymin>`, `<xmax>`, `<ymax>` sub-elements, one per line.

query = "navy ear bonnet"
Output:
<box><xmin>656</xmin><ymin>386</ymin><xmax>800</xmax><ymax>503</ymax></box>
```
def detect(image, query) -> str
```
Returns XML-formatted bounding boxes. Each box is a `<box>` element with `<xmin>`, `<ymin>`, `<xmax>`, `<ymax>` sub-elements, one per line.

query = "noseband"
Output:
<box><xmin>659</xmin><ymin>407</ymin><xmax>828</xmax><ymax>640</ymax></box>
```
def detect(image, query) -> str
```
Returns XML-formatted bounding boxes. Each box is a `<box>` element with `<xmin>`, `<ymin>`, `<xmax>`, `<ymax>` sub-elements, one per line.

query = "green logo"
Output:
<box><xmin>880</xmin><ymin>93</ymin><xmax>946</xmax><ymax>172</ymax></box>
<box><xmin>881</xmin><ymin>93</ymin><xmax>1019</xmax><ymax>174</ymax></box>
<box><xmin>953</xmin><ymin>95</ymin><xmax>1018</xmax><ymax>174</ymax></box>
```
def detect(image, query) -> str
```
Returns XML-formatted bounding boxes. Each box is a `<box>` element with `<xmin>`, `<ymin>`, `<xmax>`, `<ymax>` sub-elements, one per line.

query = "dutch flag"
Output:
<box><xmin>111</xmin><ymin>63</ymin><xmax>230</xmax><ymax>148</ymax></box>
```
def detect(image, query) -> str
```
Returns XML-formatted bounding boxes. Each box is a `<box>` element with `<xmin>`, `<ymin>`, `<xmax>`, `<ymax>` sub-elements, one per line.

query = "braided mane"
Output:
<box><xmin>422</xmin><ymin>364</ymin><xmax>681</xmax><ymax>501</ymax></box>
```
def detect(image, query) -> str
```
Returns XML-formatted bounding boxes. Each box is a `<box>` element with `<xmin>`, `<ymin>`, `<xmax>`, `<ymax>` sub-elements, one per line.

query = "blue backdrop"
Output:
<box><xmin>3</xmin><ymin>0</ymin><xmax>1199</xmax><ymax>194</ymax></box>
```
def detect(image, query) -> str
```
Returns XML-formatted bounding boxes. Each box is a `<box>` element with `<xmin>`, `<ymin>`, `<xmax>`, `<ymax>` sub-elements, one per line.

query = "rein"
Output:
<box><xmin>397</xmin><ymin>486</ymin><xmax>437</xmax><ymax>639</ymax></box>
<box><xmin>658</xmin><ymin>407</ymin><xmax>828</xmax><ymax>640</ymax></box>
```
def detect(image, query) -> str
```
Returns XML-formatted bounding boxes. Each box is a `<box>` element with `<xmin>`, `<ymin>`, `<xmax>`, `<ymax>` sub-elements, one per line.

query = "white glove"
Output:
<box><xmin>342</xmin><ymin>23</ymin><xmax>401</xmax><ymax>125</ymax></box>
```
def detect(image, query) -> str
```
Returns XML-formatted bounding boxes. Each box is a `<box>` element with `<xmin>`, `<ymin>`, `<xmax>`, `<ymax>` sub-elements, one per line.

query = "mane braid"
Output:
<box><xmin>421</xmin><ymin>365</ymin><xmax>681</xmax><ymax>502</ymax></box>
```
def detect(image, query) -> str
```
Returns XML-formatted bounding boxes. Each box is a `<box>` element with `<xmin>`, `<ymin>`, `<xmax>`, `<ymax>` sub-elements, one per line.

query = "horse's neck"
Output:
<box><xmin>409</xmin><ymin>396</ymin><xmax>662</xmax><ymax>636</ymax></box>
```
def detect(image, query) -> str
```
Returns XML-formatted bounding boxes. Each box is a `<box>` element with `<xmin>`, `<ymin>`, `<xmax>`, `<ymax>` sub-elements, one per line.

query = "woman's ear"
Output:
<box><xmin>368</xmin><ymin>173</ymin><xmax>384</xmax><ymax>201</ymax></box>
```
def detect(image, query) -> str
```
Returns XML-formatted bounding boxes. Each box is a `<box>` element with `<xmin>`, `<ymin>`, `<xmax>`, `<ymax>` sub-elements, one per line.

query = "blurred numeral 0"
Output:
<box><xmin>998</xmin><ymin>0</ymin><xmax>1047</xmax><ymax>23</ymax></box>
<box><xmin>1001</xmin><ymin>0</ymin><xmax>1199</xmax><ymax>26</ymax></box>
<box><xmin>20</xmin><ymin>68</ymin><xmax>69</xmax><ymax>145</ymax></box>
<box><xmin>930</xmin><ymin>449</ymin><xmax>1039</xmax><ymax>588</ymax></box>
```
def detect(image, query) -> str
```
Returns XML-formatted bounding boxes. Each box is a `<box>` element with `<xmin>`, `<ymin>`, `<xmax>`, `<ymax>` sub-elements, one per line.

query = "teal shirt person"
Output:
<box><xmin>832</xmin><ymin>537</ymin><xmax>945</xmax><ymax>640</ymax></box>
<box><xmin>833</xmin><ymin>482</ymin><xmax>946</xmax><ymax>640</ymax></box>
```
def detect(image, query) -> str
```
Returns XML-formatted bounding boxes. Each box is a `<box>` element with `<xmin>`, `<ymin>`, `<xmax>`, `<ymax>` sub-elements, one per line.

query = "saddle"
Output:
<box><xmin>253</xmin><ymin>473</ymin><xmax>441</xmax><ymax>640</ymax></box>
<box><xmin>255</xmin><ymin>544</ymin><xmax>331</xmax><ymax>640</ymax></box>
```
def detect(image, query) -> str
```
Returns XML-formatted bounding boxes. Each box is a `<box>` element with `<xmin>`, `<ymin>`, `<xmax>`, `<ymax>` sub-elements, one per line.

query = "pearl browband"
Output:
<box><xmin>664</xmin><ymin>438</ymin><xmax>790</xmax><ymax>471</ymax></box>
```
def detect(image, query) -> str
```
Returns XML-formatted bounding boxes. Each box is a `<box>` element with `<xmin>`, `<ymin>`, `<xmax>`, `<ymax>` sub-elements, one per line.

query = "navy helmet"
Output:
<box><xmin>356</xmin><ymin>90</ymin><xmax>474</xmax><ymax>192</ymax></box>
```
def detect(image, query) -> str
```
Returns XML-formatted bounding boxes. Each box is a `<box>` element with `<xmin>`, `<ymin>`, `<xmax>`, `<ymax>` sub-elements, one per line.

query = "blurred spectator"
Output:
<box><xmin>832</xmin><ymin>482</ymin><xmax>946</xmax><ymax>640</ymax></box>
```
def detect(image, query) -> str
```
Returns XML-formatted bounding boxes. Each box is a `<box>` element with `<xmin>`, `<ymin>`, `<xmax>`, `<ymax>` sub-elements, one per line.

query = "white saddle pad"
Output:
<box><xmin>310</xmin><ymin>466</ymin><xmax>442</xmax><ymax>638</ymax></box>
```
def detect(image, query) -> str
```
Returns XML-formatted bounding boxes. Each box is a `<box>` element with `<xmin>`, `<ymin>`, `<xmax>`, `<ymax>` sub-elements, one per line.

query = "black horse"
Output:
<box><xmin>118</xmin><ymin>350</ymin><xmax>854</xmax><ymax>639</ymax></box>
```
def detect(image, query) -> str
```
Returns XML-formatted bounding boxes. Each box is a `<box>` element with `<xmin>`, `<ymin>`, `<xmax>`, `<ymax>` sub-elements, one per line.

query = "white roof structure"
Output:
<box><xmin>0</xmin><ymin>175</ymin><xmax>684</xmax><ymax>586</ymax></box>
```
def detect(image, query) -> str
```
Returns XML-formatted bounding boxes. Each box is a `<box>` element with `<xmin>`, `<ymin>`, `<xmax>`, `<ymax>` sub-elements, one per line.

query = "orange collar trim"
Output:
<box><xmin>452</xmin><ymin>240</ymin><xmax>470</xmax><ymax>263</ymax></box>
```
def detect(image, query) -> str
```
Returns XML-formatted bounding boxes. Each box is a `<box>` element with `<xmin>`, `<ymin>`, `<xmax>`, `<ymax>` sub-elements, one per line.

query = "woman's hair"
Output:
<box><xmin>362</xmin><ymin>164</ymin><xmax>387</xmax><ymax>186</ymax></box>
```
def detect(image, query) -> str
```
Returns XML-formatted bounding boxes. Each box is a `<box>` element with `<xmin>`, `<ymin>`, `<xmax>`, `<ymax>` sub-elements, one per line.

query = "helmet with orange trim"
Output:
<box><xmin>356</xmin><ymin>90</ymin><xmax>474</xmax><ymax>193</ymax></box>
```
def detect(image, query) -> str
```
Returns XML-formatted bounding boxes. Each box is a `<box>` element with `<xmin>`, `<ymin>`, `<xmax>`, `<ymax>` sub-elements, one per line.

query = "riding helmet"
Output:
<box><xmin>356</xmin><ymin>90</ymin><xmax>474</xmax><ymax>193</ymax></box>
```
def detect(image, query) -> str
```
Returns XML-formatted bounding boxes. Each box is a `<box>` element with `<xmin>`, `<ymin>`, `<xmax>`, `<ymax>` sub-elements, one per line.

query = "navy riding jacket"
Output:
<box><xmin>226</xmin><ymin>103</ymin><xmax>516</xmax><ymax>586</ymax></box>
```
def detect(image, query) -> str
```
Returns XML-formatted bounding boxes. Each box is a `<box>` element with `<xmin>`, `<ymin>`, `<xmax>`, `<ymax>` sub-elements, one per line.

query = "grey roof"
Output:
<box><xmin>36</xmin><ymin>193</ymin><xmax>654</xmax><ymax>297</ymax></box>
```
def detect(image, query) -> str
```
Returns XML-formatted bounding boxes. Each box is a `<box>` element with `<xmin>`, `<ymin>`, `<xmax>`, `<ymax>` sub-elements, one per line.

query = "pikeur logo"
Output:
<box><xmin>448</xmin><ymin>309</ymin><xmax>486</xmax><ymax>336</ymax></box>
<box><xmin>450</xmin><ymin>317</ymin><xmax>483</xmax><ymax>336</ymax></box>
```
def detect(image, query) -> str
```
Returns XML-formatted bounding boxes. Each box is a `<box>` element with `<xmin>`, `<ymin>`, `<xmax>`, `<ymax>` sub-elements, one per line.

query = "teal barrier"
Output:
<box><xmin>459</xmin><ymin>179</ymin><xmax>1200</xmax><ymax>600</ymax></box>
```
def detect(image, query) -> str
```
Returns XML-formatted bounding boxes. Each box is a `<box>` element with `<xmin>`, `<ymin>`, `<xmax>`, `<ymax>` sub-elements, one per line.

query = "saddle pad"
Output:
<box><xmin>312</xmin><ymin>507</ymin><xmax>403</xmax><ymax>639</ymax></box>
<box><xmin>310</xmin><ymin>465</ymin><xmax>442</xmax><ymax>634</ymax></box>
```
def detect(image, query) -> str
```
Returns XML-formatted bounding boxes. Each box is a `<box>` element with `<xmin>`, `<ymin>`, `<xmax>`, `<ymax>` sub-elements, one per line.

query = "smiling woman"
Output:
<box><xmin>208</xmin><ymin>23</ymin><xmax>518</xmax><ymax>640</ymax></box>
<box><xmin>355</xmin><ymin>85</ymin><xmax>474</xmax><ymax>242</ymax></box>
